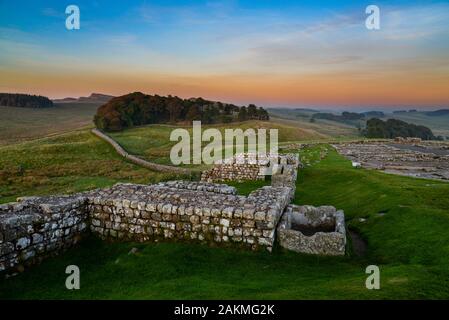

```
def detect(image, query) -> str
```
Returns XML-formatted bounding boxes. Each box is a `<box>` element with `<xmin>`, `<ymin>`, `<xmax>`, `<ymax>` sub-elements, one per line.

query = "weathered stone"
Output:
<box><xmin>16</xmin><ymin>237</ymin><xmax>30</xmax><ymax>250</ymax></box>
<box><xmin>277</xmin><ymin>204</ymin><xmax>346</xmax><ymax>256</ymax></box>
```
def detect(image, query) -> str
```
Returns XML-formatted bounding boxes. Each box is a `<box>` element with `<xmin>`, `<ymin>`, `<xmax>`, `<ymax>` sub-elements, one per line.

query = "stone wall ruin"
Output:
<box><xmin>201</xmin><ymin>153</ymin><xmax>299</xmax><ymax>183</ymax></box>
<box><xmin>1</xmin><ymin>178</ymin><xmax>296</xmax><ymax>275</ymax></box>
<box><xmin>1</xmin><ymin>152</ymin><xmax>348</xmax><ymax>276</ymax></box>
<box><xmin>0</xmin><ymin>196</ymin><xmax>88</xmax><ymax>275</ymax></box>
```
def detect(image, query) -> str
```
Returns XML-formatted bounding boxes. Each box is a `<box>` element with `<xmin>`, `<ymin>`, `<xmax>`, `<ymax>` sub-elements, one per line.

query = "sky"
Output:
<box><xmin>0</xmin><ymin>0</ymin><xmax>449</xmax><ymax>109</ymax></box>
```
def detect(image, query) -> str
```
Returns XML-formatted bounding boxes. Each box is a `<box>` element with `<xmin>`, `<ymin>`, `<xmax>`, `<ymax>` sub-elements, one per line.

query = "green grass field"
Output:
<box><xmin>0</xmin><ymin>130</ymin><xmax>186</xmax><ymax>204</ymax></box>
<box><xmin>0</xmin><ymin>117</ymin><xmax>327</xmax><ymax>204</ymax></box>
<box><xmin>268</xmin><ymin>109</ymin><xmax>361</xmax><ymax>139</ymax></box>
<box><xmin>108</xmin><ymin>120</ymin><xmax>328</xmax><ymax>167</ymax></box>
<box><xmin>2</xmin><ymin>145</ymin><xmax>449</xmax><ymax>299</ymax></box>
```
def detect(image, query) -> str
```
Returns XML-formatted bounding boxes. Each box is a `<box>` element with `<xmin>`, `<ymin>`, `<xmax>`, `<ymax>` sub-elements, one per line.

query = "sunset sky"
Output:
<box><xmin>1</xmin><ymin>0</ymin><xmax>449</xmax><ymax>109</ymax></box>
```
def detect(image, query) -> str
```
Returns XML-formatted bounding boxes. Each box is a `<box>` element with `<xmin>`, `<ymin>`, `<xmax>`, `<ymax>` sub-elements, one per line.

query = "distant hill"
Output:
<box><xmin>94</xmin><ymin>92</ymin><xmax>269</xmax><ymax>131</ymax></box>
<box><xmin>364</xmin><ymin>118</ymin><xmax>436</xmax><ymax>140</ymax></box>
<box><xmin>294</xmin><ymin>108</ymin><xmax>319</xmax><ymax>113</ymax></box>
<box><xmin>0</xmin><ymin>93</ymin><xmax>53</xmax><ymax>108</ymax></box>
<box><xmin>425</xmin><ymin>109</ymin><xmax>449</xmax><ymax>116</ymax></box>
<box><xmin>312</xmin><ymin>111</ymin><xmax>364</xmax><ymax>122</ymax></box>
<box><xmin>53</xmin><ymin>93</ymin><xmax>115</xmax><ymax>104</ymax></box>
<box><xmin>393</xmin><ymin>109</ymin><xmax>419</xmax><ymax>114</ymax></box>
<box><xmin>362</xmin><ymin>111</ymin><xmax>385</xmax><ymax>118</ymax></box>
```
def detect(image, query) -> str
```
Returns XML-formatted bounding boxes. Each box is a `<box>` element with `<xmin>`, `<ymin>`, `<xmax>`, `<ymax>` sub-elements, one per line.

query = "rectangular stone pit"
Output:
<box><xmin>277</xmin><ymin>204</ymin><xmax>346</xmax><ymax>256</ymax></box>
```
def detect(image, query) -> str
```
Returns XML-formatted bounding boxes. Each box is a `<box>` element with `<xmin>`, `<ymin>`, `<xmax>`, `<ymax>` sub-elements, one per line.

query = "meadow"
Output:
<box><xmin>108</xmin><ymin>120</ymin><xmax>329</xmax><ymax>167</ymax></box>
<box><xmin>0</xmin><ymin>130</ymin><xmax>184</xmax><ymax>204</ymax></box>
<box><xmin>1</xmin><ymin>145</ymin><xmax>449</xmax><ymax>299</ymax></box>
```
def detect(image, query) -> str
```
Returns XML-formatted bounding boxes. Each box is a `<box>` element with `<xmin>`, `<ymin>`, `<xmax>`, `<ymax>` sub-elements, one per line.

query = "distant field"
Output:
<box><xmin>268</xmin><ymin>109</ymin><xmax>361</xmax><ymax>139</ymax></box>
<box><xmin>269</xmin><ymin>108</ymin><xmax>449</xmax><ymax>139</ymax></box>
<box><xmin>0</xmin><ymin>103</ymin><xmax>99</xmax><ymax>145</ymax></box>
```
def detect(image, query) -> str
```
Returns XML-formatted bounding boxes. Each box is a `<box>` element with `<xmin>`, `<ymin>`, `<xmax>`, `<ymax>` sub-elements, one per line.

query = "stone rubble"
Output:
<box><xmin>333</xmin><ymin>141</ymin><xmax>449</xmax><ymax>181</ymax></box>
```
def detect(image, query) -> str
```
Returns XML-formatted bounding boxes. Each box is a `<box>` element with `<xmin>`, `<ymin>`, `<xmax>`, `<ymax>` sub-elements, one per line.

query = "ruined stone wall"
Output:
<box><xmin>201</xmin><ymin>153</ymin><xmax>299</xmax><ymax>184</ymax></box>
<box><xmin>88</xmin><ymin>182</ymin><xmax>292</xmax><ymax>252</ymax></box>
<box><xmin>0</xmin><ymin>180</ymin><xmax>295</xmax><ymax>275</ymax></box>
<box><xmin>0</xmin><ymin>196</ymin><xmax>88</xmax><ymax>275</ymax></box>
<box><xmin>200</xmin><ymin>153</ymin><xmax>265</xmax><ymax>182</ymax></box>
<box><xmin>1</xmin><ymin>150</ymin><xmax>303</xmax><ymax>276</ymax></box>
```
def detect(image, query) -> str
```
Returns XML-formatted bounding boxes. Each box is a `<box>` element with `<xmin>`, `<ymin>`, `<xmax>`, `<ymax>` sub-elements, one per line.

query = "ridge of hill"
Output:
<box><xmin>53</xmin><ymin>93</ymin><xmax>115</xmax><ymax>104</ymax></box>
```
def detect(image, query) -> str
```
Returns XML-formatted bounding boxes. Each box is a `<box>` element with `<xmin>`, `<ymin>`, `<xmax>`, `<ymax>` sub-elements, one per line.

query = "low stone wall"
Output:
<box><xmin>0</xmin><ymin>154</ymin><xmax>346</xmax><ymax>276</ymax></box>
<box><xmin>156</xmin><ymin>181</ymin><xmax>237</xmax><ymax>195</ymax></box>
<box><xmin>0</xmin><ymin>196</ymin><xmax>88</xmax><ymax>275</ymax></box>
<box><xmin>277</xmin><ymin>204</ymin><xmax>346</xmax><ymax>256</ymax></box>
<box><xmin>201</xmin><ymin>163</ymin><xmax>263</xmax><ymax>182</ymax></box>
<box><xmin>87</xmin><ymin>182</ymin><xmax>292</xmax><ymax>251</ymax></box>
<box><xmin>1</xmin><ymin>180</ymin><xmax>294</xmax><ymax>275</ymax></box>
<box><xmin>201</xmin><ymin>153</ymin><xmax>299</xmax><ymax>183</ymax></box>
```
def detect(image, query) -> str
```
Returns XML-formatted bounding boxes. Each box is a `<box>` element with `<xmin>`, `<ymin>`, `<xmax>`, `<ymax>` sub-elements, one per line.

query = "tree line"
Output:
<box><xmin>0</xmin><ymin>93</ymin><xmax>53</xmax><ymax>108</ymax></box>
<box><xmin>363</xmin><ymin>118</ymin><xmax>437</xmax><ymax>140</ymax></box>
<box><xmin>94</xmin><ymin>92</ymin><xmax>269</xmax><ymax>131</ymax></box>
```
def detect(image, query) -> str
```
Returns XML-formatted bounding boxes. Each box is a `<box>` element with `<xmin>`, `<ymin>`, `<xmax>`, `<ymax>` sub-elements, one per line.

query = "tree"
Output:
<box><xmin>238</xmin><ymin>106</ymin><xmax>248</xmax><ymax>121</ymax></box>
<box><xmin>0</xmin><ymin>93</ymin><xmax>53</xmax><ymax>108</ymax></box>
<box><xmin>364</xmin><ymin>118</ymin><xmax>436</xmax><ymax>140</ymax></box>
<box><xmin>186</xmin><ymin>105</ymin><xmax>201</xmax><ymax>122</ymax></box>
<box><xmin>93</xmin><ymin>92</ymin><xmax>270</xmax><ymax>131</ymax></box>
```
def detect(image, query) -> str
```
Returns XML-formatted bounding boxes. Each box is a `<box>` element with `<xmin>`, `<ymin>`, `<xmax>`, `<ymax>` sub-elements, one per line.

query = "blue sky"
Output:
<box><xmin>1</xmin><ymin>0</ymin><xmax>448</xmax><ymax>108</ymax></box>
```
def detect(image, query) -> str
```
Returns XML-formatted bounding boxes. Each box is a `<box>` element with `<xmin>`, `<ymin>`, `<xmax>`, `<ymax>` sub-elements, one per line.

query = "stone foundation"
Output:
<box><xmin>1</xmin><ymin>180</ymin><xmax>294</xmax><ymax>275</ymax></box>
<box><xmin>333</xmin><ymin>141</ymin><xmax>449</xmax><ymax>181</ymax></box>
<box><xmin>87</xmin><ymin>182</ymin><xmax>292</xmax><ymax>251</ymax></box>
<box><xmin>277</xmin><ymin>204</ymin><xmax>346</xmax><ymax>256</ymax></box>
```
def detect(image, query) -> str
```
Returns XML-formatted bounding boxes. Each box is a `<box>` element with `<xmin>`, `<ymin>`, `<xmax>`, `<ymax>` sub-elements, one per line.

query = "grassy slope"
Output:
<box><xmin>0</xmin><ymin>130</ymin><xmax>185</xmax><ymax>204</ymax></box>
<box><xmin>2</xmin><ymin>145</ymin><xmax>449</xmax><ymax>299</ymax></box>
<box><xmin>0</xmin><ymin>103</ymin><xmax>99</xmax><ymax>145</ymax></box>
<box><xmin>0</xmin><ymin>117</ymin><xmax>322</xmax><ymax>203</ymax></box>
<box><xmin>108</xmin><ymin>120</ymin><xmax>329</xmax><ymax>166</ymax></box>
<box><xmin>268</xmin><ymin>108</ymin><xmax>360</xmax><ymax>139</ymax></box>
